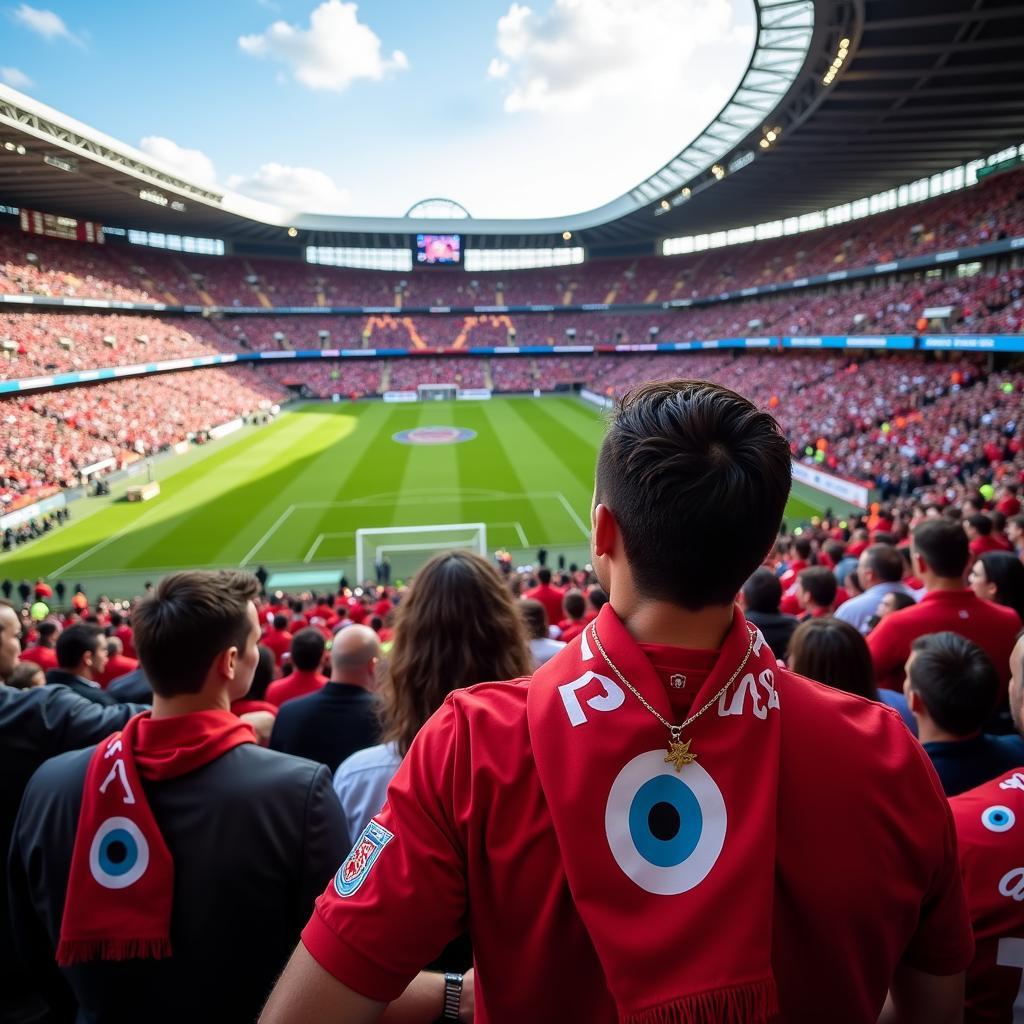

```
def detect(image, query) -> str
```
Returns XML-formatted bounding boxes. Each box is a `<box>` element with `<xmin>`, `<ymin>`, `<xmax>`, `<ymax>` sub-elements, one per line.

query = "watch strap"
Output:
<box><xmin>441</xmin><ymin>972</ymin><xmax>463</xmax><ymax>1022</ymax></box>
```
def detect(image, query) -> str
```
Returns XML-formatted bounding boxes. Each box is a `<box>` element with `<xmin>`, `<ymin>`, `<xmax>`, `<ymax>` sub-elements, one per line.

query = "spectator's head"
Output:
<box><xmin>593</xmin><ymin>380</ymin><xmax>790</xmax><ymax>611</ymax></box>
<box><xmin>796</xmin><ymin>567</ymin><xmax>837</xmax><ymax>613</ymax></box>
<box><xmin>788</xmin><ymin>618</ymin><xmax>878</xmax><ymax>700</ymax></box>
<box><xmin>822</xmin><ymin>539</ymin><xmax>846</xmax><ymax>566</ymax></box>
<box><xmin>36</xmin><ymin>620</ymin><xmax>59</xmax><ymax>647</ymax></box>
<box><xmin>272</xmin><ymin>613</ymin><xmax>288</xmax><ymax>631</ymax></box>
<box><xmin>857</xmin><ymin>544</ymin><xmax>904</xmax><ymax>590</ymax></box>
<box><xmin>876</xmin><ymin>591</ymin><xmax>916</xmax><ymax>621</ymax></box>
<box><xmin>9</xmin><ymin>661</ymin><xmax>44</xmax><ymax>689</ymax></box>
<box><xmin>844</xmin><ymin>570</ymin><xmax>864</xmax><ymax>597</ymax></box>
<box><xmin>1008</xmin><ymin>515</ymin><xmax>1024</xmax><ymax>547</ymax></box>
<box><xmin>520</xmin><ymin>599</ymin><xmax>549</xmax><ymax>640</ymax></box>
<box><xmin>105</xmin><ymin>636</ymin><xmax>123</xmax><ymax>658</ymax></box>
<box><xmin>537</xmin><ymin>567</ymin><xmax>552</xmax><ymax>586</ymax></box>
<box><xmin>905</xmin><ymin>632</ymin><xmax>998</xmax><ymax>738</ymax></box>
<box><xmin>0</xmin><ymin>599</ymin><xmax>22</xmax><ymax>679</ymax></box>
<box><xmin>248</xmin><ymin>645</ymin><xmax>276</xmax><ymax>701</ymax></box>
<box><xmin>965</xmin><ymin>513</ymin><xmax>993</xmax><ymax>540</ymax></box>
<box><xmin>911</xmin><ymin>519</ymin><xmax>969</xmax><ymax>583</ymax></box>
<box><xmin>962</xmin><ymin>497</ymin><xmax>982</xmax><ymax>518</ymax></box>
<box><xmin>970</xmin><ymin>551</ymin><xmax>1024</xmax><ymax>622</ymax></box>
<box><xmin>132</xmin><ymin>570</ymin><xmax>261</xmax><ymax>701</ymax></box>
<box><xmin>329</xmin><ymin>624</ymin><xmax>380</xmax><ymax>689</ymax></box>
<box><xmin>790</xmin><ymin>536</ymin><xmax>813</xmax><ymax>562</ymax></box>
<box><xmin>562</xmin><ymin>590</ymin><xmax>586</xmax><ymax>622</ymax></box>
<box><xmin>289</xmin><ymin>628</ymin><xmax>326</xmax><ymax>673</ymax></box>
<box><xmin>109</xmin><ymin>611</ymin><xmax>123</xmax><ymax>628</ymax></box>
<box><xmin>587</xmin><ymin>586</ymin><xmax>609</xmax><ymax>613</ymax></box>
<box><xmin>383</xmin><ymin>550</ymin><xmax>532</xmax><ymax>756</ymax></box>
<box><xmin>56</xmin><ymin>624</ymin><xmax>107</xmax><ymax>681</ymax></box>
<box><xmin>740</xmin><ymin>568</ymin><xmax>782</xmax><ymax>615</ymax></box>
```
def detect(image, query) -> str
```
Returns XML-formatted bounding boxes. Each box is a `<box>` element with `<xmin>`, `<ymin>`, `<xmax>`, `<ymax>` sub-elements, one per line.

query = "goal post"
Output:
<box><xmin>355</xmin><ymin>523</ymin><xmax>488</xmax><ymax>583</ymax></box>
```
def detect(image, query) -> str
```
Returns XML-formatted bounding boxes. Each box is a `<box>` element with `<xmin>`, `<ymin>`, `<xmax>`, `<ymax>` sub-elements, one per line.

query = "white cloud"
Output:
<box><xmin>11</xmin><ymin>4</ymin><xmax>79</xmax><ymax>43</ymax></box>
<box><xmin>239</xmin><ymin>0</ymin><xmax>408</xmax><ymax>92</ymax></box>
<box><xmin>489</xmin><ymin>0</ymin><xmax>752</xmax><ymax>115</ymax></box>
<box><xmin>139</xmin><ymin>136</ymin><xmax>218</xmax><ymax>186</ymax></box>
<box><xmin>0</xmin><ymin>66</ymin><xmax>33</xmax><ymax>88</ymax></box>
<box><xmin>227</xmin><ymin>163</ymin><xmax>352</xmax><ymax>213</ymax></box>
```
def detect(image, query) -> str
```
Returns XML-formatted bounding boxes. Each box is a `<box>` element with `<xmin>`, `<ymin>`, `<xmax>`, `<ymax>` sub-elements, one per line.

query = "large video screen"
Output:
<box><xmin>416</xmin><ymin>234</ymin><xmax>461</xmax><ymax>265</ymax></box>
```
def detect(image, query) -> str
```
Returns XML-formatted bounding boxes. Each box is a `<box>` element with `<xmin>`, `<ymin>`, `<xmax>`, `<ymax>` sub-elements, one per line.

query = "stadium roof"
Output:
<box><xmin>1</xmin><ymin>0</ymin><xmax>1023</xmax><ymax>255</ymax></box>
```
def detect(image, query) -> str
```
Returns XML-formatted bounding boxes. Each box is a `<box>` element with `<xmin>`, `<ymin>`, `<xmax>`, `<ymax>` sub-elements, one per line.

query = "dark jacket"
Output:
<box><xmin>744</xmin><ymin>610</ymin><xmax>798</xmax><ymax>661</ymax></box>
<box><xmin>923</xmin><ymin>733</ymin><xmax>1024</xmax><ymax>797</ymax></box>
<box><xmin>106</xmin><ymin>668</ymin><xmax>152</xmax><ymax>705</ymax></box>
<box><xmin>9</xmin><ymin>740</ymin><xmax>347</xmax><ymax>1024</ymax></box>
<box><xmin>0</xmin><ymin>687</ymin><xmax>141</xmax><ymax>1024</ymax></box>
<box><xmin>45</xmin><ymin>668</ymin><xmax>118</xmax><ymax>707</ymax></box>
<box><xmin>269</xmin><ymin>682</ymin><xmax>380</xmax><ymax>774</ymax></box>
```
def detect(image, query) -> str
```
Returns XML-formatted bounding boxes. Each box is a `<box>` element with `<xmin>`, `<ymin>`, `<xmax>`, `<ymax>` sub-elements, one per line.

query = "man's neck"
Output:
<box><xmin>612</xmin><ymin>598</ymin><xmax>734</xmax><ymax>650</ymax></box>
<box><xmin>151</xmin><ymin>690</ymin><xmax>230</xmax><ymax>719</ymax></box>
<box><xmin>330</xmin><ymin>674</ymin><xmax>370</xmax><ymax>690</ymax></box>
<box><xmin>917</xmin><ymin>718</ymin><xmax>981</xmax><ymax>745</ymax></box>
<box><xmin>922</xmin><ymin>574</ymin><xmax>966</xmax><ymax>593</ymax></box>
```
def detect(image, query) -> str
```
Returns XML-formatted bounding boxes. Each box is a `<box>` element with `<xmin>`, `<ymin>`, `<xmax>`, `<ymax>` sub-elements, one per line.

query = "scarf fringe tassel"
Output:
<box><xmin>624</xmin><ymin>978</ymin><xmax>779</xmax><ymax>1024</ymax></box>
<box><xmin>56</xmin><ymin>937</ymin><xmax>173</xmax><ymax>967</ymax></box>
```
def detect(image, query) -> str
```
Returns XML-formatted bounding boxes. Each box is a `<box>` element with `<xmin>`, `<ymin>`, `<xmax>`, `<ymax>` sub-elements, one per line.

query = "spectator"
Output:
<box><xmin>970</xmin><ymin>551</ymin><xmax>1024</xmax><ymax>623</ymax></box>
<box><xmin>18</xmin><ymin>620</ymin><xmax>60</xmax><ymax>672</ymax></box>
<box><xmin>109</xmin><ymin>610</ymin><xmax>136</xmax><ymax>659</ymax></box>
<box><xmin>265</xmin><ymin>628</ymin><xmax>327</xmax><ymax>707</ymax></box>
<box><xmin>869</xmin><ymin>519</ymin><xmax>1022</xmax><ymax>691</ymax></box>
<box><xmin>1007</xmin><ymin>514</ymin><xmax>1024</xmax><ymax>556</ymax></box>
<box><xmin>264</xmin><ymin>380</ymin><xmax>972</xmax><ymax>1024</ymax></box>
<box><xmin>836</xmin><ymin>544</ymin><xmax>917</xmax><ymax>635</ymax></box>
<box><xmin>520</xmin><ymin>598</ymin><xmax>565</xmax><ymax>668</ymax></box>
<box><xmin>333</xmin><ymin>549</ymin><xmax>532</xmax><ymax>848</ymax></box>
<box><xmin>96</xmin><ymin>635</ymin><xmax>139</xmax><ymax>688</ymax></box>
<box><xmin>263</xmin><ymin>613</ymin><xmax>293</xmax><ymax>666</ymax></box>
<box><xmin>106</xmin><ymin>664</ymin><xmax>153</xmax><ymax>704</ymax></box>
<box><xmin>9</xmin><ymin>570</ymin><xmax>347</xmax><ymax>1024</ymax></box>
<box><xmin>46</xmin><ymin>624</ymin><xmax>116</xmax><ymax>706</ymax></box>
<box><xmin>270</xmin><ymin>625</ymin><xmax>380</xmax><ymax>774</ymax></box>
<box><xmin>231</xmin><ymin>644</ymin><xmax>278</xmax><ymax>717</ymax></box>
<box><xmin>739</xmin><ymin>567</ymin><xmax>797</xmax><ymax>660</ymax></box>
<box><xmin>523</xmin><ymin>567</ymin><xmax>565</xmax><ymax>627</ymax></box>
<box><xmin>966</xmin><ymin>514</ymin><xmax>1006</xmax><ymax>557</ymax></box>
<box><xmin>557</xmin><ymin>590</ymin><xmax>587</xmax><ymax>643</ymax></box>
<box><xmin>867</xmin><ymin>590</ymin><xmax>917</xmax><ymax>632</ymax></box>
<box><xmin>950</xmin><ymin>632</ymin><xmax>1024</xmax><ymax>1021</ymax></box>
<box><xmin>788</xmin><ymin>617</ymin><xmax>915</xmax><ymax>732</ymax></box>
<box><xmin>795</xmin><ymin>566</ymin><xmax>836</xmax><ymax>620</ymax></box>
<box><xmin>9</xmin><ymin>661</ymin><xmax>45</xmax><ymax>690</ymax></box>
<box><xmin>905</xmin><ymin>632</ymin><xmax>1024</xmax><ymax>797</ymax></box>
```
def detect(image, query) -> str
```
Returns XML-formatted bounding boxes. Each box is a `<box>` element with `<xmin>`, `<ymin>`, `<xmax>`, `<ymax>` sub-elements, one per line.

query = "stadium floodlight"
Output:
<box><xmin>355</xmin><ymin>523</ymin><xmax>488</xmax><ymax>583</ymax></box>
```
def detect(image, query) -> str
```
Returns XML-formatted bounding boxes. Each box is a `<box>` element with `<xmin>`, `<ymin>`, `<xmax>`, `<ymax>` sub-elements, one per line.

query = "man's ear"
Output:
<box><xmin>215</xmin><ymin>645</ymin><xmax>239</xmax><ymax>681</ymax></box>
<box><xmin>593</xmin><ymin>503</ymin><xmax>618</xmax><ymax>559</ymax></box>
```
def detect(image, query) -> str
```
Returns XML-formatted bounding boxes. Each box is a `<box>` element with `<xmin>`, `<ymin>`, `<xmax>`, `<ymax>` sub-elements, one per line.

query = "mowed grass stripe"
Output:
<box><xmin>501</xmin><ymin>398</ymin><xmax>599</xmax><ymax>496</ymax></box>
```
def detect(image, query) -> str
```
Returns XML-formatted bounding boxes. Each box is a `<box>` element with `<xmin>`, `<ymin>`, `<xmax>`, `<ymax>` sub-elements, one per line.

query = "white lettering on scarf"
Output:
<box><xmin>718</xmin><ymin>670</ymin><xmax>780</xmax><ymax>720</ymax></box>
<box><xmin>1002</xmin><ymin>774</ymin><xmax>1024</xmax><ymax>793</ymax></box>
<box><xmin>98</xmin><ymin>736</ymin><xmax>135</xmax><ymax>805</ymax></box>
<box><xmin>999</xmin><ymin>868</ymin><xmax>1024</xmax><ymax>902</ymax></box>
<box><xmin>559</xmin><ymin>671</ymin><xmax>625</xmax><ymax>727</ymax></box>
<box><xmin>580</xmin><ymin>625</ymin><xmax>595</xmax><ymax>662</ymax></box>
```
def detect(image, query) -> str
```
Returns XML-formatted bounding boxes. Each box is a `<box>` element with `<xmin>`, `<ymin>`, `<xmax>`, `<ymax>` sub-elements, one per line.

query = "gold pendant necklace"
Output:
<box><xmin>590</xmin><ymin>623</ymin><xmax>756</xmax><ymax>772</ymax></box>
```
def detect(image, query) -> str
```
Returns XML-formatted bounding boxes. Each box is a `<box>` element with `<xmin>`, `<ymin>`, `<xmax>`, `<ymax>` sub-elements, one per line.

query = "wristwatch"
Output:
<box><xmin>441</xmin><ymin>972</ymin><xmax>463</xmax><ymax>1022</ymax></box>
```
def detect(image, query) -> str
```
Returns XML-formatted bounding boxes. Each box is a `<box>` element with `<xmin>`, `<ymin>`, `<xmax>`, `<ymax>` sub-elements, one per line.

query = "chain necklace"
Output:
<box><xmin>590</xmin><ymin>622</ymin><xmax>756</xmax><ymax>772</ymax></box>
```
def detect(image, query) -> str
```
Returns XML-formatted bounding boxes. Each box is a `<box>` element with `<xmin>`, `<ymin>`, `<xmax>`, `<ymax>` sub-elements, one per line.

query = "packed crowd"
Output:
<box><xmin>4</xmin><ymin>379</ymin><xmax>1024</xmax><ymax>1022</ymax></box>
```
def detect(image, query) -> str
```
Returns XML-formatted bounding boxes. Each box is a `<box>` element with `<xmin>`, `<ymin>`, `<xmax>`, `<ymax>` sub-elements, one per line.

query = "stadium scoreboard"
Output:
<box><xmin>20</xmin><ymin>208</ymin><xmax>104</xmax><ymax>244</ymax></box>
<box><xmin>416</xmin><ymin>233</ymin><xmax>461</xmax><ymax>266</ymax></box>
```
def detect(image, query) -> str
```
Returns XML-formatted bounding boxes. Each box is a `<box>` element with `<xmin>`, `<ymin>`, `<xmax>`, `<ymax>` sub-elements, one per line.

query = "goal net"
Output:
<box><xmin>355</xmin><ymin>523</ymin><xmax>488</xmax><ymax>583</ymax></box>
<box><xmin>417</xmin><ymin>383</ymin><xmax>457</xmax><ymax>401</ymax></box>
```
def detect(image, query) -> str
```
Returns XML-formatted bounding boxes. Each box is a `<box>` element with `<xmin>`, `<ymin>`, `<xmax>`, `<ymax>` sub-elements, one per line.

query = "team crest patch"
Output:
<box><xmin>392</xmin><ymin>426</ymin><xmax>477</xmax><ymax>446</ymax></box>
<box><xmin>335</xmin><ymin>820</ymin><xmax>394</xmax><ymax>897</ymax></box>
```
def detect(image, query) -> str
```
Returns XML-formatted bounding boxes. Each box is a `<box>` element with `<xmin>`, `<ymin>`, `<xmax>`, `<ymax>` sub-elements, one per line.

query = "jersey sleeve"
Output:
<box><xmin>301</xmin><ymin>698</ymin><xmax>467</xmax><ymax>1002</ymax></box>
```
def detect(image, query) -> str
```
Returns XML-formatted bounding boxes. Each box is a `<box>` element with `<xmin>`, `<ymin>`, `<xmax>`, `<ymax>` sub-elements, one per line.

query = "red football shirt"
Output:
<box><xmin>972</xmin><ymin>536</ymin><xmax>1010</xmax><ymax>557</ymax></box>
<box><xmin>952</xmin><ymin>770</ymin><xmax>1024</xmax><ymax>1022</ymax></box>
<box><xmin>867</xmin><ymin>589</ymin><xmax>1022</xmax><ymax>691</ymax></box>
<box><xmin>18</xmin><ymin>645</ymin><xmax>58</xmax><ymax>672</ymax></box>
<box><xmin>523</xmin><ymin>584</ymin><xmax>566</xmax><ymax>627</ymax></box>
<box><xmin>97</xmin><ymin>653</ymin><xmax>139</xmax><ymax>688</ymax></box>
<box><xmin>114</xmin><ymin>625</ymin><xmax>136</xmax><ymax>659</ymax></box>
<box><xmin>303</xmin><ymin>655</ymin><xmax>972</xmax><ymax>1022</ymax></box>
<box><xmin>557</xmin><ymin>620</ymin><xmax>586</xmax><ymax>643</ymax></box>
<box><xmin>262</xmin><ymin>628</ymin><xmax>293</xmax><ymax>666</ymax></box>
<box><xmin>265</xmin><ymin>669</ymin><xmax>327</xmax><ymax>708</ymax></box>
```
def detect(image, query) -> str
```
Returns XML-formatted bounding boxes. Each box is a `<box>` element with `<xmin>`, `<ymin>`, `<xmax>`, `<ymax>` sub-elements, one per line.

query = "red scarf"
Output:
<box><xmin>57</xmin><ymin>710</ymin><xmax>256</xmax><ymax>966</ymax></box>
<box><xmin>528</xmin><ymin>605</ymin><xmax>782</xmax><ymax>1024</ymax></box>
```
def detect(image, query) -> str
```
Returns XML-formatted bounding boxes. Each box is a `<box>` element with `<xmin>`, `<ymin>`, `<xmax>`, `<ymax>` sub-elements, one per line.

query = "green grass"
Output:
<box><xmin>0</xmin><ymin>397</ymin><xmax>854</xmax><ymax>597</ymax></box>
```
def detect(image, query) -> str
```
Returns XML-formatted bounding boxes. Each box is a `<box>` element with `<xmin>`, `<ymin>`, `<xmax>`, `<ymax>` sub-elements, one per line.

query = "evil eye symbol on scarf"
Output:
<box><xmin>88</xmin><ymin>816</ymin><xmax>150</xmax><ymax>889</ymax></box>
<box><xmin>982</xmin><ymin>805</ymin><xmax>1017</xmax><ymax>834</ymax></box>
<box><xmin>604</xmin><ymin>750</ymin><xmax>727</xmax><ymax>895</ymax></box>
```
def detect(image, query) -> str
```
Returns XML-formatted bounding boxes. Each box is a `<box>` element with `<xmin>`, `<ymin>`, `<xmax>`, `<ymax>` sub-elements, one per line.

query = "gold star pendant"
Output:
<box><xmin>665</xmin><ymin>738</ymin><xmax>697</xmax><ymax>771</ymax></box>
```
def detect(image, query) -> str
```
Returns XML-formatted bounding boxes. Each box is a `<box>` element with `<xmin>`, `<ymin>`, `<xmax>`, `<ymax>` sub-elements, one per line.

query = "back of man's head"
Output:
<box><xmin>290</xmin><ymin>627</ymin><xmax>326</xmax><ymax>672</ymax></box>
<box><xmin>908</xmin><ymin>632</ymin><xmax>998</xmax><ymax>736</ymax></box>
<box><xmin>861</xmin><ymin>544</ymin><xmax>904</xmax><ymax>585</ymax></box>
<box><xmin>595</xmin><ymin>380</ymin><xmax>791</xmax><ymax>609</ymax></box>
<box><xmin>742</xmin><ymin>568</ymin><xmax>782</xmax><ymax>614</ymax></box>
<box><xmin>912</xmin><ymin>519</ymin><xmax>969</xmax><ymax>580</ymax></box>
<box><xmin>968</xmin><ymin>513</ymin><xmax>993</xmax><ymax>537</ymax></box>
<box><xmin>588</xmin><ymin>586</ymin><xmax>609</xmax><ymax>612</ymax></box>
<box><xmin>519</xmin><ymin>599</ymin><xmax>548</xmax><ymax>640</ymax></box>
<box><xmin>273</xmin><ymin>612</ymin><xmax>289</xmax><ymax>631</ymax></box>
<box><xmin>109</xmin><ymin>610</ymin><xmax>123</xmax><ymax>628</ymax></box>
<box><xmin>37</xmin><ymin>621</ymin><xmax>59</xmax><ymax>645</ymax></box>
<box><xmin>330</xmin><ymin>624</ymin><xmax>380</xmax><ymax>684</ymax></box>
<box><xmin>797</xmin><ymin>567</ymin><xmax>837</xmax><ymax>610</ymax></box>
<box><xmin>563</xmin><ymin>590</ymin><xmax>586</xmax><ymax>621</ymax></box>
<box><xmin>791</xmin><ymin>537</ymin><xmax>813</xmax><ymax>561</ymax></box>
<box><xmin>55</xmin><ymin>624</ymin><xmax>103</xmax><ymax>672</ymax></box>
<box><xmin>537</xmin><ymin>567</ymin><xmax>552</xmax><ymax>586</ymax></box>
<box><xmin>132</xmin><ymin>570</ymin><xmax>259</xmax><ymax>698</ymax></box>
<box><xmin>106</xmin><ymin>636</ymin><xmax>123</xmax><ymax>657</ymax></box>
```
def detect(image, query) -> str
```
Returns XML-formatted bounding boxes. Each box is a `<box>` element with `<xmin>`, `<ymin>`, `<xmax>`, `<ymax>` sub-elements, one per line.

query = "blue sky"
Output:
<box><xmin>1</xmin><ymin>0</ymin><xmax>755</xmax><ymax>219</ymax></box>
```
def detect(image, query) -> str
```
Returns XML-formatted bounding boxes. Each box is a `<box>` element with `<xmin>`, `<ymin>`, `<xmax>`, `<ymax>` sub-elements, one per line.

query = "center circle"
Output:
<box><xmin>648</xmin><ymin>801</ymin><xmax>681</xmax><ymax>842</ymax></box>
<box><xmin>628</xmin><ymin>775</ymin><xmax>703</xmax><ymax>867</ymax></box>
<box><xmin>392</xmin><ymin>426</ymin><xmax>477</xmax><ymax>446</ymax></box>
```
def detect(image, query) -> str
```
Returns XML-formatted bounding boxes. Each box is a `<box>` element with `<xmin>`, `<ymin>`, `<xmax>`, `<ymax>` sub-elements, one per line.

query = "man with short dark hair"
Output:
<box><xmin>270</xmin><ymin>625</ymin><xmax>381</xmax><ymax>773</ymax></box>
<box><xmin>967</xmin><ymin>513</ymin><xmax>1005</xmax><ymax>557</ymax></box>
<box><xmin>10</xmin><ymin>570</ymin><xmax>346</xmax><ymax>1024</ymax></box>
<box><xmin>905</xmin><ymin>632</ymin><xmax>1023</xmax><ymax>796</ymax></box>
<box><xmin>263</xmin><ymin>612</ymin><xmax>293</xmax><ymax>666</ymax></box>
<box><xmin>263</xmin><ymin>380</ymin><xmax>972</xmax><ymax>1024</ymax></box>
<box><xmin>795</xmin><ymin>566</ymin><xmax>836</xmax><ymax>620</ymax></box>
<box><xmin>869</xmin><ymin>519</ymin><xmax>1022</xmax><ymax>690</ymax></box>
<box><xmin>836</xmin><ymin>543</ymin><xmax>917</xmax><ymax>635</ymax></box>
<box><xmin>740</xmin><ymin>567</ymin><xmax>797</xmax><ymax>660</ymax></box>
<box><xmin>46</xmin><ymin>623</ymin><xmax>116</xmax><ymax>706</ymax></box>
<box><xmin>19</xmin><ymin>620</ymin><xmax>60</xmax><ymax>672</ymax></box>
<box><xmin>523</xmin><ymin>567</ymin><xmax>565</xmax><ymax>628</ymax></box>
<box><xmin>266</xmin><ymin>628</ymin><xmax>327</xmax><ymax>707</ymax></box>
<box><xmin>557</xmin><ymin>590</ymin><xmax>587</xmax><ymax>643</ymax></box>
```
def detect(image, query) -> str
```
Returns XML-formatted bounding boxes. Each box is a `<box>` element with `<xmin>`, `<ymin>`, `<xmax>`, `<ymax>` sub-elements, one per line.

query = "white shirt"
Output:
<box><xmin>530</xmin><ymin>636</ymin><xmax>565</xmax><ymax>669</ymax></box>
<box><xmin>332</xmin><ymin>741</ymin><xmax>402</xmax><ymax>847</ymax></box>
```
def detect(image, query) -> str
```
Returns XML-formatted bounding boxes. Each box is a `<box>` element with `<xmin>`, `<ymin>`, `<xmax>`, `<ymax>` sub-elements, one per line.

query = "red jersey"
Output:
<box><xmin>19</xmin><ymin>645</ymin><xmax>58</xmax><ymax>672</ymax></box>
<box><xmin>867</xmin><ymin>589</ymin><xmax>1022</xmax><ymax>691</ymax></box>
<box><xmin>523</xmin><ymin>583</ymin><xmax>565</xmax><ymax>627</ymax></box>
<box><xmin>265</xmin><ymin>670</ymin><xmax>327</xmax><ymax>708</ymax></box>
<box><xmin>303</xmin><ymin>654</ymin><xmax>972</xmax><ymax>1022</ymax></box>
<box><xmin>973</xmin><ymin>536</ymin><xmax>1010</xmax><ymax>557</ymax></box>
<box><xmin>952</xmin><ymin>770</ymin><xmax>1024</xmax><ymax>1022</ymax></box>
<box><xmin>97</xmin><ymin>654</ymin><xmax>139</xmax><ymax>688</ymax></box>
<box><xmin>997</xmin><ymin>496</ymin><xmax>1022</xmax><ymax>518</ymax></box>
<box><xmin>557</xmin><ymin>620</ymin><xmax>586</xmax><ymax>643</ymax></box>
<box><xmin>262</xmin><ymin>628</ymin><xmax>292</xmax><ymax>666</ymax></box>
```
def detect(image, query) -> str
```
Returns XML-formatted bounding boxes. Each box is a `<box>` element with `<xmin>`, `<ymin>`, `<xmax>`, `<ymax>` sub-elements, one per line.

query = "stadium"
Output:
<box><xmin>3</xmin><ymin>0</ymin><xmax>1024</xmax><ymax>1020</ymax></box>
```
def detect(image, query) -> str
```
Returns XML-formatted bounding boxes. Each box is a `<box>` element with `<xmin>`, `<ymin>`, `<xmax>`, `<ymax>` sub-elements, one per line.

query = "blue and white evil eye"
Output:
<box><xmin>604</xmin><ymin>750</ymin><xmax>727</xmax><ymax>895</ymax></box>
<box><xmin>88</xmin><ymin>816</ymin><xmax>150</xmax><ymax>889</ymax></box>
<box><xmin>982</xmin><ymin>805</ymin><xmax>1016</xmax><ymax>834</ymax></box>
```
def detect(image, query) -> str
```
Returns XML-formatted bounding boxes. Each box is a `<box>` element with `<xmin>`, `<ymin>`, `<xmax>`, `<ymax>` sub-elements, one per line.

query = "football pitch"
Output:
<box><xmin>1</xmin><ymin>397</ymin><xmax>837</xmax><ymax>597</ymax></box>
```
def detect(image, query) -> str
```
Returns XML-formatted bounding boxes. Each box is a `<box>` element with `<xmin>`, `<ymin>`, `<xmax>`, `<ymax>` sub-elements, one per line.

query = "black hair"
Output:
<box><xmin>55</xmin><ymin>623</ymin><xmax>104</xmax><ymax>670</ymax></box>
<box><xmin>273</xmin><ymin>612</ymin><xmax>289</xmax><ymax>631</ymax></box>
<box><xmin>978</xmin><ymin>551</ymin><xmax>1024</xmax><ymax>622</ymax></box>
<box><xmin>798</xmin><ymin>567</ymin><xmax>837</xmax><ymax>609</ymax></box>
<box><xmin>537</xmin><ymin>567</ymin><xmax>552</xmax><ymax>585</ymax></box>
<box><xmin>563</xmin><ymin>591</ymin><xmax>586</xmax><ymax>620</ymax></box>
<box><xmin>289</xmin><ymin>627</ymin><xmax>326</xmax><ymax>672</ymax></box>
<box><xmin>968</xmin><ymin>513</ymin><xmax>993</xmax><ymax>537</ymax></box>
<box><xmin>595</xmin><ymin>380</ymin><xmax>791</xmax><ymax>609</ymax></box>
<box><xmin>248</xmin><ymin>645</ymin><xmax>276</xmax><ymax>701</ymax></box>
<box><xmin>908</xmin><ymin>632</ymin><xmax>998</xmax><ymax>736</ymax></box>
<box><xmin>36</xmin><ymin>621</ymin><xmax>59</xmax><ymax>643</ymax></box>
<box><xmin>912</xmin><ymin>519</ymin><xmax>969</xmax><ymax>580</ymax></box>
<box><xmin>861</xmin><ymin>544</ymin><xmax>904</xmax><ymax>584</ymax></box>
<box><xmin>742</xmin><ymin>568</ymin><xmax>783</xmax><ymax>614</ymax></box>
